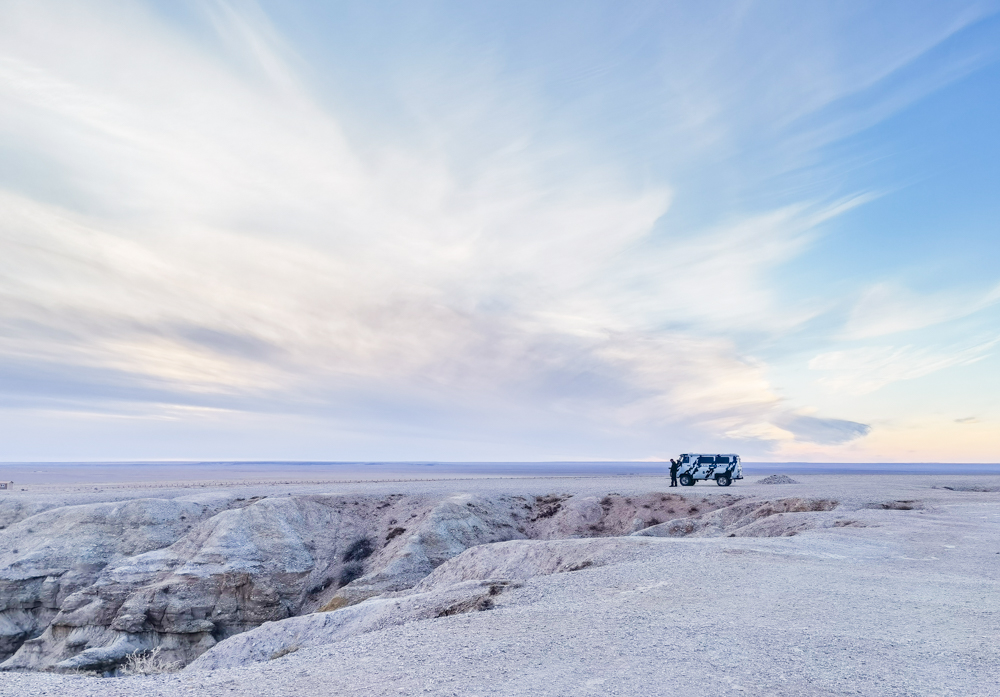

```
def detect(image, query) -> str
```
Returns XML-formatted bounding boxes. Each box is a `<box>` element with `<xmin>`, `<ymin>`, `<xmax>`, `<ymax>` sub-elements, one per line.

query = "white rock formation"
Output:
<box><xmin>0</xmin><ymin>487</ymin><xmax>789</xmax><ymax>673</ymax></box>
<box><xmin>0</xmin><ymin>495</ymin><xmax>232</xmax><ymax>664</ymax></box>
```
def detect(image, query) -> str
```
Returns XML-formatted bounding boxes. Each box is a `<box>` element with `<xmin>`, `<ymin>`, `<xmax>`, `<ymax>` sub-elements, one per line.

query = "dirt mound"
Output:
<box><xmin>757</xmin><ymin>474</ymin><xmax>799</xmax><ymax>485</ymax></box>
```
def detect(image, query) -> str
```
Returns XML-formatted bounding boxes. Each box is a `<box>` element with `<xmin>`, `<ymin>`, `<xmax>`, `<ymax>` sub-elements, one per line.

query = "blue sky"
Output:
<box><xmin>0</xmin><ymin>0</ymin><xmax>998</xmax><ymax>462</ymax></box>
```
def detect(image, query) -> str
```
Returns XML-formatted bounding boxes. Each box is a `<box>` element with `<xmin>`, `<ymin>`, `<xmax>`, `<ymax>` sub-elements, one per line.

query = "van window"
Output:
<box><xmin>697</xmin><ymin>456</ymin><xmax>714</xmax><ymax>464</ymax></box>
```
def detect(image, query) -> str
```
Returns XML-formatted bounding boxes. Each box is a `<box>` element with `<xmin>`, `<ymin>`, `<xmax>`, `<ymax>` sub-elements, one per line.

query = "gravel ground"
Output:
<box><xmin>2</xmin><ymin>474</ymin><xmax>998</xmax><ymax>696</ymax></box>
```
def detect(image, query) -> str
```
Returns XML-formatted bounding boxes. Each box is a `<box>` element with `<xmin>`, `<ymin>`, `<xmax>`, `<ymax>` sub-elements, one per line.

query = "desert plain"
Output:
<box><xmin>0</xmin><ymin>468</ymin><xmax>997</xmax><ymax>696</ymax></box>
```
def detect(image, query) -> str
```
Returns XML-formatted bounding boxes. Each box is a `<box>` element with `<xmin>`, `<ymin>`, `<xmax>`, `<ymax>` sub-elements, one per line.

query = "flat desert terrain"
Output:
<box><xmin>0</xmin><ymin>471</ymin><xmax>997</xmax><ymax>696</ymax></box>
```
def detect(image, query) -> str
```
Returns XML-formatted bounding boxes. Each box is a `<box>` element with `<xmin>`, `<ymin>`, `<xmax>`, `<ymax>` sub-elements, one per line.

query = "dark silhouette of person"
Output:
<box><xmin>669</xmin><ymin>458</ymin><xmax>679</xmax><ymax>487</ymax></box>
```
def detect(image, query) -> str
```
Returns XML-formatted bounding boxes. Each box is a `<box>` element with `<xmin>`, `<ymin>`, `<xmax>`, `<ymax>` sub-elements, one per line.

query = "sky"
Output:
<box><xmin>1</xmin><ymin>0</ymin><xmax>999</xmax><ymax>463</ymax></box>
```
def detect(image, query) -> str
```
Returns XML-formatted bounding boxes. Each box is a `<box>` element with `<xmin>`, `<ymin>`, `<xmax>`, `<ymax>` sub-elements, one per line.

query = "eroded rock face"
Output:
<box><xmin>524</xmin><ymin>492</ymin><xmax>733</xmax><ymax>538</ymax></box>
<box><xmin>2</xmin><ymin>494</ymin><xmax>426</xmax><ymax>671</ymax></box>
<box><xmin>314</xmin><ymin>492</ymin><xmax>711</xmax><ymax>610</ymax></box>
<box><xmin>0</xmin><ymin>495</ymin><xmax>232</xmax><ymax>664</ymax></box>
<box><xmin>2</xmin><ymin>492</ymin><xmax>536</xmax><ymax>671</ymax></box>
<box><xmin>190</xmin><ymin>535</ymin><xmax>662</xmax><ymax>672</ymax></box>
<box><xmin>318</xmin><ymin>493</ymin><xmax>531</xmax><ymax>610</ymax></box>
<box><xmin>0</xmin><ymin>489</ymin><xmax>830</xmax><ymax>673</ymax></box>
<box><xmin>632</xmin><ymin>498</ymin><xmax>838</xmax><ymax>538</ymax></box>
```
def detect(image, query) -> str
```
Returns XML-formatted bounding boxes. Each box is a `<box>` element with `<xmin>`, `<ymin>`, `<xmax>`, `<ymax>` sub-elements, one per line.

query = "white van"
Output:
<box><xmin>676</xmin><ymin>454</ymin><xmax>742</xmax><ymax>486</ymax></box>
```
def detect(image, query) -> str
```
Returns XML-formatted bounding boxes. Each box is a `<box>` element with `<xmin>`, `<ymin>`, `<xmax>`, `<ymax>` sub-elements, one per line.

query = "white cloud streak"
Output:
<box><xmin>0</xmin><ymin>0</ymin><xmax>993</xmax><ymax>458</ymax></box>
<box><xmin>845</xmin><ymin>281</ymin><xmax>1000</xmax><ymax>339</ymax></box>
<box><xmin>809</xmin><ymin>338</ymin><xmax>998</xmax><ymax>395</ymax></box>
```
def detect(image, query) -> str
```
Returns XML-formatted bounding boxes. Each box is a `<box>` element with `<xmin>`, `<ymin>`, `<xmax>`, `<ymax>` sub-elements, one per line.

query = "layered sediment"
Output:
<box><xmin>0</xmin><ymin>489</ymin><xmax>841</xmax><ymax>672</ymax></box>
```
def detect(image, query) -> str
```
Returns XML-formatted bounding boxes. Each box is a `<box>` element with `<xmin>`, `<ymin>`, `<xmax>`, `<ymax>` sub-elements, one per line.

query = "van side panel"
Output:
<box><xmin>677</xmin><ymin>454</ymin><xmax>741</xmax><ymax>480</ymax></box>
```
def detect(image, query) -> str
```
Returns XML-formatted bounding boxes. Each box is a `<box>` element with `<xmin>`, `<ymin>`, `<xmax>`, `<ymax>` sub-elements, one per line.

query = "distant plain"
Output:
<box><xmin>4</xmin><ymin>460</ymin><xmax>1000</xmax><ymax>487</ymax></box>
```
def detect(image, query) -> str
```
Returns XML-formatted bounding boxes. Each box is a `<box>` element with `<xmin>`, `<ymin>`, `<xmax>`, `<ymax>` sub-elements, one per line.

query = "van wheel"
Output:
<box><xmin>679</xmin><ymin>474</ymin><xmax>695</xmax><ymax>487</ymax></box>
<box><xmin>716</xmin><ymin>474</ymin><xmax>732</xmax><ymax>487</ymax></box>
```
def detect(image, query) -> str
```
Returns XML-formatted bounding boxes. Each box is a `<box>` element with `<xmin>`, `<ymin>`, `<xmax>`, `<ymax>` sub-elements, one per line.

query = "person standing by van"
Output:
<box><xmin>669</xmin><ymin>458</ymin><xmax>679</xmax><ymax>487</ymax></box>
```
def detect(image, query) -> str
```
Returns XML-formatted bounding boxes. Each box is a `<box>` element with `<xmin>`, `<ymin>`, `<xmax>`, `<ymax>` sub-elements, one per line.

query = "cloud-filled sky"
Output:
<box><xmin>1</xmin><ymin>0</ymin><xmax>999</xmax><ymax>462</ymax></box>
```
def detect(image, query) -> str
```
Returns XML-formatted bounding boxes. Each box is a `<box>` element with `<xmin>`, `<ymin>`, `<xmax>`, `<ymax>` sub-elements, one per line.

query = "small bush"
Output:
<box><xmin>533</xmin><ymin>503</ymin><xmax>561</xmax><ymax>519</ymax></box>
<box><xmin>119</xmin><ymin>647</ymin><xmax>180</xmax><ymax>676</ymax></box>
<box><xmin>342</xmin><ymin>537</ymin><xmax>376</xmax><ymax>563</ymax></box>
<box><xmin>339</xmin><ymin>562</ymin><xmax>364</xmax><ymax>587</ymax></box>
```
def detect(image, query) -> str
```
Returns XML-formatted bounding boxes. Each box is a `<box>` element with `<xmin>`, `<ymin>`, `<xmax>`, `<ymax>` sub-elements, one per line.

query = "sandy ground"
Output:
<box><xmin>1</xmin><ymin>473</ymin><xmax>998</xmax><ymax>696</ymax></box>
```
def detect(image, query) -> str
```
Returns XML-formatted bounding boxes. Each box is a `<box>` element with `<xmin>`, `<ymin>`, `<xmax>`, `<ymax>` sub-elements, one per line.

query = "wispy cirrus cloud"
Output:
<box><xmin>809</xmin><ymin>339</ymin><xmax>998</xmax><ymax>395</ymax></box>
<box><xmin>844</xmin><ymin>281</ymin><xmax>1000</xmax><ymax>339</ymax></box>
<box><xmin>0</xmin><ymin>0</ymin><xmax>996</xmax><ymax>460</ymax></box>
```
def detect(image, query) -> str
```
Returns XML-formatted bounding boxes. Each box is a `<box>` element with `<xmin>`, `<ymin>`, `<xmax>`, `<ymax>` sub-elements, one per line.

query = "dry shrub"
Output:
<box><xmin>342</xmin><ymin>537</ymin><xmax>376</xmax><ymax>562</ymax></box>
<box><xmin>339</xmin><ymin>562</ymin><xmax>364</xmax><ymax>587</ymax></box>
<box><xmin>119</xmin><ymin>647</ymin><xmax>180</xmax><ymax>676</ymax></box>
